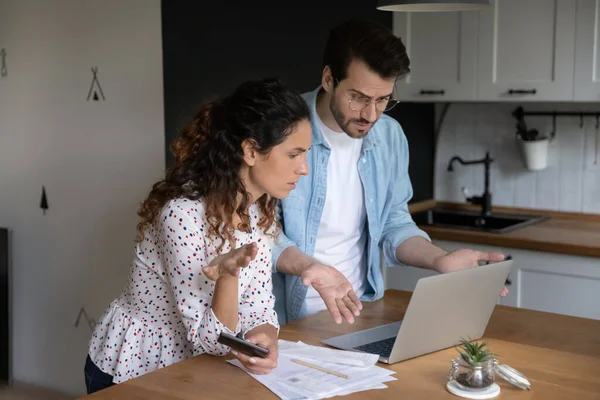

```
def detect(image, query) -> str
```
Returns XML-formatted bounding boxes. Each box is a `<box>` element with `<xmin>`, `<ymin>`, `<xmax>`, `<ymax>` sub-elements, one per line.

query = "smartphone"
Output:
<box><xmin>218</xmin><ymin>332</ymin><xmax>269</xmax><ymax>358</ymax></box>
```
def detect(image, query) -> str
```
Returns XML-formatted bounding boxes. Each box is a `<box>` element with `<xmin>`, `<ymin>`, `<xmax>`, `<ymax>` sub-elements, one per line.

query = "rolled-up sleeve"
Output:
<box><xmin>380</xmin><ymin>131</ymin><xmax>430</xmax><ymax>267</ymax></box>
<box><xmin>271</xmin><ymin>200</ymin><xmax>298</xmax><ymax>273</ymax></box>
<box><xmin>159</xmin><ymin>206</ymin><xmax>239</xmax><ymax>356</ymax></box>
<box><xmin>238</xmin><ymin>250</ymin><xmax>280</xmax><ymax>335</ymax></box>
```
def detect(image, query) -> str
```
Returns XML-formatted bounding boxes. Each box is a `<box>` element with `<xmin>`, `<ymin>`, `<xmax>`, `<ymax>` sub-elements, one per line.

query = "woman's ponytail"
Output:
<box><xmin>170</xmin><ymin>99</ymin><xmax>227</xmax><ymax>166</ymax></box>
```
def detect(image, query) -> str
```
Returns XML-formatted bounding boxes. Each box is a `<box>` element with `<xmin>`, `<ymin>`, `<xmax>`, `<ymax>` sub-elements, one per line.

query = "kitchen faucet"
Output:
<box><xmin>447</xmin><ymin>152</ymin><xmax>494</xmax><ymax>216</ymax></box>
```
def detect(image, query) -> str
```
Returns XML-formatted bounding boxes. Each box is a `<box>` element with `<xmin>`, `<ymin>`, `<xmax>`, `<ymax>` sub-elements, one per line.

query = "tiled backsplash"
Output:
<box><xmin>434</xmin><ymin>103</ymin><xmax>600</xmax><ymax>214</ymax></box>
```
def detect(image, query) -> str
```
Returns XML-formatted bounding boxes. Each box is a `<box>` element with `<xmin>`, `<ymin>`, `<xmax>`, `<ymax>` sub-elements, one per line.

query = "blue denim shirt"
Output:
<box><xmin>272</xmin><ymin>87</ymin><xmax>430</xmax><ymax>325</ymax></box>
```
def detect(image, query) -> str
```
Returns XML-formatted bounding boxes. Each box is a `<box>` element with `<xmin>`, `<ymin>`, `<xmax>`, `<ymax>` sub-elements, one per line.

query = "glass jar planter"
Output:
<box><xmin>447</xmin><ymin>356</ymin><xmax>531</xmax><ymax>397</ymax></box>
<box><xmin>447</xmin><ymin>357</ymin><xmax>498</xmax><ymax>390</ymax></box>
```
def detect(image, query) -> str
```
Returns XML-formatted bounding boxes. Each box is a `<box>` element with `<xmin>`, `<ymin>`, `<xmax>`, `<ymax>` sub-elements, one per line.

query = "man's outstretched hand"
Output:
<box><xmin>433</xmin><ymin>249</ymin><xmax>509</xmax><ymax>297</ymax></box>
<box><xmin>301</xmin><ymin>263</ymin><xmax>363</xmax><ymax>324</ymax></box>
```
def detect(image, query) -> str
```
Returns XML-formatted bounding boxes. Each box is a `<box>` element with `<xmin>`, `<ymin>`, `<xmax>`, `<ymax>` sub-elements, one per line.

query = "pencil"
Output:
<box><xmin>291</xmin><ymin>359</ymin><xmax>349</xmax><ymax>379</ymax></box>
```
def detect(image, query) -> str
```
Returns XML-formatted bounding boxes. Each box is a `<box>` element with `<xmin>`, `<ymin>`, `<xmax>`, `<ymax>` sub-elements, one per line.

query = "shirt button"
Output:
<box><xmin>370</xmin><ymin>198</ymin><xmax>374</xmax><ymax>203</ymax></box>
<box><xmin>362</xmin><ymin>158</ymin><xmax>367</xmax><ymax>164</ymax></box>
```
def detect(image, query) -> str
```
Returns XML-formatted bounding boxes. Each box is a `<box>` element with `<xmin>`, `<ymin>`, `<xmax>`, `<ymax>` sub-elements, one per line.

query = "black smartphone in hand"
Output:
<box><xmin>218</xmin><ymin>332</ymin><xmax>269</xmax><ymax>358</ymax></box>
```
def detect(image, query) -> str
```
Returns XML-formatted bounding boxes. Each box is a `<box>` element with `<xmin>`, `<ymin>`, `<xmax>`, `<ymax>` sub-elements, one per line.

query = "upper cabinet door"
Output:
<box><xmin>574</xmin><ymin>0</ymin><xmax>600</xmax><ymax>101</ymax></box>
<box><xmin>392</xmin><ymin>11</ymin><xmax>478</xmax><ymax>102</ymax></box>
<box><xmin>477</xmin><ymin>0</ymin><xmax>577</xmax><ymax>101</ymax></box>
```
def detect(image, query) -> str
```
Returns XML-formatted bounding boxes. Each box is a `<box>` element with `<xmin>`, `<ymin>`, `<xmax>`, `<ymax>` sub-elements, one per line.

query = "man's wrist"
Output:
<box><xmin>277</xmin><ymin>246</ymin><xmax>319</xmax><ymax>277</ymax></box>
<box><xmin>430</xmin><ymin>249</ymin><xmax>451</xmax><ymax>273</ymax></box>
<box><xmin>395</xmin><ymin>237</ymin><xmax>450</xmax><ymax>272</ymax></box>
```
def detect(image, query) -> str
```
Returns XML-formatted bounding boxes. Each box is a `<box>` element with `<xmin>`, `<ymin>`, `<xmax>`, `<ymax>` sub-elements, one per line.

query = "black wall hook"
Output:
<box><xmin>40</xmin><ymin>186</ymin><xmax>49</xmax><ymax>215</ymax></box>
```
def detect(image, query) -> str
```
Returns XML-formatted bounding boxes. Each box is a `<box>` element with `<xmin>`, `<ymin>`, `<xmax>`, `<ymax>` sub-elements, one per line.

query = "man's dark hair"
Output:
<box><xmin>323</xmin><ymin>19</ymin><xmax>410</xmax><ymax>85</ymax></box>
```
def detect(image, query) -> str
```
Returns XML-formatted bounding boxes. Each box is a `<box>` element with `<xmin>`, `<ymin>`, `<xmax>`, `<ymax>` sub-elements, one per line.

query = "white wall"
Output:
<box><xmin>434</xmin><ymin>103</ymin><xmax>600</xmax><ymax>214</ymax></box>
<box><xmin>0</xmin><ymin>0</ymin><xmax>165</xmax><ymax>396</ymax></box>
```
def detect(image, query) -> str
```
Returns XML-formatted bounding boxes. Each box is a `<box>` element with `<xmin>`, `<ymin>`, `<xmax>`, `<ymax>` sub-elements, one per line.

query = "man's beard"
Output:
<box><xmin>329</xmin><ymin>95</ymin><xmax>372</xmax><ymax>139</ymax></box>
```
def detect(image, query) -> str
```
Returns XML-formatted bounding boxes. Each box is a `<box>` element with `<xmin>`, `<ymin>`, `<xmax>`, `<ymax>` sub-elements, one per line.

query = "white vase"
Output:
<box><xmin>518</xmin><ymin>137</ymin><xmax>549</xmax><ymax>171</ymax></box>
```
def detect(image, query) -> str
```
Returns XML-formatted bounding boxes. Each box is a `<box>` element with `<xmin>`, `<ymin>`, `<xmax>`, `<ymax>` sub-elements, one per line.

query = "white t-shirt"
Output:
<box><xmin>304</xmin><ymin>116</ymin><xmax>368</xmax><ymax>315</ymax></box>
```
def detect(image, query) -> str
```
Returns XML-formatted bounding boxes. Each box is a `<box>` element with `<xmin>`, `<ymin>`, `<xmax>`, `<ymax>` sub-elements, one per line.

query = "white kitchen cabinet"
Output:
<box><xmin>574</xmin><ymin>0</ymin><xmax>600</xmax><ymax>101</ymax></box>
<box><xmin>477</xmin><ymin>0</ymin><xmax>577</xmax><ymax>101</ymax></box>
<box><xmin>391</xmin><ymin>1</ymin><xmax>600</xmax><ymax>103</ymax></box>
<box><xmin>392</xmin><ymin>11</ymin><xmax>478</xmax><ymax>102</ymax></box>
<box><xmin>385</xmin><ymin>240</ymin><xmax>600</xmax><ymax>320</ymax></box>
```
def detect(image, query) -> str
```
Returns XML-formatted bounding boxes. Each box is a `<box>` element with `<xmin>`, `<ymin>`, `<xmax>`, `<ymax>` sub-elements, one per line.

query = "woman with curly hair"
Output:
<box><xmin>83</xmin><ymin>78</ymin><xmax>311</xmax><ymax>394</ymax></box>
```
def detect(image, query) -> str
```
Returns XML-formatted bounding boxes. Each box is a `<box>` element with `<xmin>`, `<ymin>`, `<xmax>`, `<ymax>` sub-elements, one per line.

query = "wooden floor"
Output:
<box><xmin>0</xmin><ymin>383</ymin><xmax>73</xmax><ymax>400</ymax></box>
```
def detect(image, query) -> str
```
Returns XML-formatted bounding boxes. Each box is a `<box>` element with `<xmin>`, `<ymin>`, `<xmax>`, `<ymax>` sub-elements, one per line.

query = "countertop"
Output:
<box><xmin>409</xmin><ymin>200</ymin><xmax>600</xmax><ymax>258</ymax></box>
<box><xmin>79</xmin><ymin>290</ymin><xmax>600</xmax><ymax>399</ymax></box>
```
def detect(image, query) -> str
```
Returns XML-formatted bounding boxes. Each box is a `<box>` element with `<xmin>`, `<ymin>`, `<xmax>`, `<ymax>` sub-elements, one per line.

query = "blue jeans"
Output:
<box><xmin>84</xmin><ymin>354</ymin><xmax>115</xmax><ymax>394</ymax></box>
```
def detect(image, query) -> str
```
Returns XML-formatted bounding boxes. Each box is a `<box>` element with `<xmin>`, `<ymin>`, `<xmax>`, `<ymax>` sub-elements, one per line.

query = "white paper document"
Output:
<box><xmin>227</xmin><ymin>340</ymin><xmax>396</xmax><ymax>399</ymax></box>
<box><xmin>278</xmin><ymin>340</ymin><xmax>380</xmax><ymax>367</ymax></box>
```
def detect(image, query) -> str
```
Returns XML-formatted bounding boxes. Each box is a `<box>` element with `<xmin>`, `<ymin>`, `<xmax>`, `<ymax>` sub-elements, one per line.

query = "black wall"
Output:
<box><xmin>161</xmin><ymin>1</ymin><xmax>434</xmax><ymax>202</ymax></box>
<box><xmin>387</xmin><ymin>104</ymin><xmax>435</xmax><ymax>203</ymax></box>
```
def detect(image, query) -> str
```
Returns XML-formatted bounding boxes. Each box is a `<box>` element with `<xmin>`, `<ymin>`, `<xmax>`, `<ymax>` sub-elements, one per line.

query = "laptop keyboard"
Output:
<box><xmin>354</xmin><ymin>336</ymin><xmax>397</xmax><ymax>358</ymax></box>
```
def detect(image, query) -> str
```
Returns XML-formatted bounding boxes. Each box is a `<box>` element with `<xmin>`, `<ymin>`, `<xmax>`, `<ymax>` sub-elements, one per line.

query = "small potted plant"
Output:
<box><xmin>515</xmin><ymin>116</ymin><xmax>550</xmax><ymax>171</ymax></box>
<box><xmin>448</xmin><ymin>338</ymin><xmax>498</xmax><ymax>390</ymax></box>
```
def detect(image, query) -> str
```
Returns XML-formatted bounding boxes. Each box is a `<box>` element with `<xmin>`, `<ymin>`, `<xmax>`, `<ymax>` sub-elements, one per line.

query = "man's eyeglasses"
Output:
<box><xmin>344</xmin><ymin>93</ymin><xmax>400</xmax><ymax>112</ymax></box>
<box><xmin>334</xmin><ymin>78</ymin><xmax>400</xmax><ymax>112</ymax></box>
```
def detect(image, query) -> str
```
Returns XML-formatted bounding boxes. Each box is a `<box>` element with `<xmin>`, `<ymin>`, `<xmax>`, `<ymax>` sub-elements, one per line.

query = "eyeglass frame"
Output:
<box><xmin>334</xmin><ymin>78</ymin><xmax>400</xmax><ymax>113</ymax></box>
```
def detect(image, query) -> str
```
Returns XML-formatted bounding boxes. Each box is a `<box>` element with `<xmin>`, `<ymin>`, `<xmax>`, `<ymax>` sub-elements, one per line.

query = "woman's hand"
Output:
<box><xmin>202</xmin><ymin>242</ymin><xmax>258</xmax><ymax>281</ymax></box>
<box><xmin>232</xmin><ymin>324</ymin><xmax>278</xmax><ymax>375</ymax></box>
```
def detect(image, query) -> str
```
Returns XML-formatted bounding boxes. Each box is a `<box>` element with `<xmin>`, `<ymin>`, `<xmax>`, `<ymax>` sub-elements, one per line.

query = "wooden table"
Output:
<box><xmin>79</xmin><ymin>290</ymin><xmax>600</xmax><ymax>399</ymax></box>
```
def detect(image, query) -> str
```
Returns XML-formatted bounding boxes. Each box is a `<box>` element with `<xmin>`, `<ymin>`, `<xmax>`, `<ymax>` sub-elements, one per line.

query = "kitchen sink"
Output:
<box><xmin>411</xmin><ymin>207</ymin><xmax>548</xmax><ymax>233</ymax></box>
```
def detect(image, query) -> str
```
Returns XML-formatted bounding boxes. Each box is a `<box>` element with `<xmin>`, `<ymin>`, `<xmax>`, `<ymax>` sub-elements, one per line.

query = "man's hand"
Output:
<box><xmin>231</xmin><ymin>325</ymin><xmax>278</xmax><ymax>375</ymax></box>
<box><xmin>274</xmin><ymin>247</ymin><xmax>362</xmax><ymax>324</ymax></box>
<box><xmin>433</xmin><ymin>249</ymin><xmax>509</xmax><ymax>297</ymax></box>
<box><xmin>301</xmin><ymin>263</ymin><xmax>363</xmax><ymax>324</ymax></box>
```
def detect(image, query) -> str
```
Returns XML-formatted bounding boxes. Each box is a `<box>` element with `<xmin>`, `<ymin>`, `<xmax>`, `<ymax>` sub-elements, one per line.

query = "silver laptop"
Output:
<box><xmin>321</xmin><ymin>260</ymin><xmax>513</xmax><ymax>364</ymax></box>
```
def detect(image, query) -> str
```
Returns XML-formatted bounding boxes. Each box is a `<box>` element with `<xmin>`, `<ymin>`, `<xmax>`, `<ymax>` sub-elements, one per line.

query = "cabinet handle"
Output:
<box><xmin>508</xmin><ymin>89</ymin><xmax>537</xmax><ymax>95</ymax></box>
<box><xmin>419</xmin><ymin>89</ymin><xmax>445</xmax><ymax>95</ymax></box>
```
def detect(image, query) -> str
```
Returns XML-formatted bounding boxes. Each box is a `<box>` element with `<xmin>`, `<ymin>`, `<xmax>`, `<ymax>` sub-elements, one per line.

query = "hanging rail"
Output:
<box><xmin>512</xmin><ymin>106</ymin><xmax>600</xmax><ymax>140</ymax></box>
